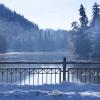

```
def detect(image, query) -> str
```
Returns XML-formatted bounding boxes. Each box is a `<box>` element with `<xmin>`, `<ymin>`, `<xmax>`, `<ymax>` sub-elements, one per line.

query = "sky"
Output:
<box><xmin>0</xmin><ymin>0</ymin><xmax>100</xmax><ymax>30</ymax></box>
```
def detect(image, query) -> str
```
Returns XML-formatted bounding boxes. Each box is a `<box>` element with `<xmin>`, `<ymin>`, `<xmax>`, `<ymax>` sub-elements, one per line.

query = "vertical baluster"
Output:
<box><xmin>20</xmin><ymin>69</ymin><xmax>22</xmax><ymax>84</ymax></box>
<box><xmin>7</xmin><ymin>69</ymin><xmax>8</xmax><ymax>83</ymax></box>
<box><xmin>89</xmin><ymin>68</ymin><xmax>91</xmax><ymax>83</ymax></box>
<box><xmin>37</xmin><ymin>69</ymin><xmax>39</xmax><ymax>85</ymax></box>
<box><xmin>23</xmin><ymin>69</ymin><xmax>26</xmax><ymax>85</ymax></box>
<box><xmin>59</xmin><ymin>68</ymin><xmax>61</xmax><ymax>83</ymax></box>
<box><xmin>82</xmin><ymin>69</ymin><xmax>84</xmax><ymax>83</ymax></box>
<box><xmin>42</xmin><ymin>69</ymin><xmax>43</xmax><ymax>85</ymax></box>
<box><xmin>11</xmin><ymin>69</ymin><xmax>13</xmax><ymax>84</ymax></box>
<box><xmin>55</xmin><ymin>69</ymin><xmax>56</xmax><ymax>84</ymax></box>
<box><xmin>87</xmin><ymin>68</ymin><xmax>89</xmax><ymax>83</ymax></box>
<box><xmin>46</xmin><ymin>70</ymin><xmax>47</xmax><ymax>84</ymax></box>
<box><xmin>93</xmin><ymin>68</ymin><xmax>95</xmax><ymax>83</ymax></box>
<box><xmin>2</xmin><ymin>69</ymin><xmax>4</xmax><ymax>82</ymax></box>
<box><xmin>68</xmin><ymin>68</ymin><xmax>69</xmax><ymax>82</ymax></box>
<box><xmin>33</xmin><ymin>69</ymin><xmax>34</xmax><ymax>85</ymax></box>
<box><xmin>85</xmin><ymin>68</ymin><xmax>88</xmax><ymax>83</ymax></box>
<box><xmin>95</xmin><ymin>69</ymin><xmax>97</xmax><ymax>83</ymax></box>
<box><xmin>91</xmin><ymin>69</ymin><xmax>93</xmax><ymax>83</ymax></box>
<box><xmin>76</xmin><ymin>68</ymin><xmax>78</xmax><ymax>82</ymax></box>
<box><xmin>15</xmin><ymin>69</ymin><xmax>17</xmax><ymax>84</ymax></box>
<box><xmin>63</xmin><ymin>57</ymin><xmax>66</xmax><ymax>82</ymax></box>
<box><xmin>71</xmin><ymin>69</ymin><xmax>73</xmax><ymax>82</ymax></box>
<box><xmin>84</xmin><ymin>69</ymin><xmax>86</xmax><ymax>83</ymax></box>
<box><xmin>51</xmin><ymin>69</ymin><xmax>52</xmax><ymax>84</ymax></box>
<box><xmin>78</xmin><ymin>68</ymin><xmax>79</xmax><ymax>82</ymax></box>
<box><xmin>80</xmin><ymin>69</ymin><xmax>82</xmax><ymax>83</ymax></box>
<box><xmin>28</xmin><ymin>69</ymin><xmax>30</xmax><ymax>85</ymax></box>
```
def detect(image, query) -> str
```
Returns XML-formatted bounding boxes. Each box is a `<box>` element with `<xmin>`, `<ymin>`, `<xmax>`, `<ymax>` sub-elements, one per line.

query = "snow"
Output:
<box><xmin>0</xmin><ymin>82</ymin><xmax>100</xmax><ymax>100</ymax></box>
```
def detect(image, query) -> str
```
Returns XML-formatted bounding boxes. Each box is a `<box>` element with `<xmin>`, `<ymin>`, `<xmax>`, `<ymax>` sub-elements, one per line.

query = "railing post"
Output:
<box><xmin>63</xmin><ymin>57</ymin><xmax>66</xmax><ymax>82</ymax></box>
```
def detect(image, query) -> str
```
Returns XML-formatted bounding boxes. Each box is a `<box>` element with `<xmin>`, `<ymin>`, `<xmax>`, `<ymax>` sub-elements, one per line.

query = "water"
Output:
<box><xmin>0</xmin><ymin>52</ymin><xmax>71</xmax><ymax>62</ymax></box>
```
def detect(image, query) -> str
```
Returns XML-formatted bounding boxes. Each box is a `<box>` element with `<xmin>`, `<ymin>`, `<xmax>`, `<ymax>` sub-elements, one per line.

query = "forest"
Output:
<box><xmin>0</xmin><ymin>3</ymin><xmax>100</xmax><ymax>61</ymax></box>
<box><xmin>70</xmin><ymin>2</ymin><xmax>100</xmax><ymax>60</ymax></box>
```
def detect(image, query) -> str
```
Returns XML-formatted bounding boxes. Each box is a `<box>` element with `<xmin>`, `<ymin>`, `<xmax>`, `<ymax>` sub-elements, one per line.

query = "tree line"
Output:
<box><xmin>70</xmin><ymin>2</ymin><xmax>100</xmax><ymax>60</ymax></box>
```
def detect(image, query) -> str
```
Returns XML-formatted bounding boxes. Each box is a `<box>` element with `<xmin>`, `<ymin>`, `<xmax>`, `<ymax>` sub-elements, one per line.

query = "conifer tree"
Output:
<box><xmin>79</xmin><ymin>4</ymin><xmax>88</xmax><ymax>29</ymax></box>
<box><xmin>70</xmin><ymin>4</ymin><xmax>91</xmax><ymax>60</ymax></box>
<box><xmin>91</xmin><ymin>2</ymin><xmax>100</xmax><ymax>26</ymax></box>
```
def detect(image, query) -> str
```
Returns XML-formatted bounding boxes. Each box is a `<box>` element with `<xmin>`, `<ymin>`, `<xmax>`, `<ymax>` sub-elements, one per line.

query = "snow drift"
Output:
<box><xmin>0</xmin><ymin>82</ymin><xmax>100</xmax><ymax>100</ymax></box>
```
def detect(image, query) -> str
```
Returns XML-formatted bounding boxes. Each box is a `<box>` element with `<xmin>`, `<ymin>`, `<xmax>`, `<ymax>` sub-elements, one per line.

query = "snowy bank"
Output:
<box><xmin>0</xmin><ymin>82</ymin><xmax>100</xmax><ymax>100</ymax></box>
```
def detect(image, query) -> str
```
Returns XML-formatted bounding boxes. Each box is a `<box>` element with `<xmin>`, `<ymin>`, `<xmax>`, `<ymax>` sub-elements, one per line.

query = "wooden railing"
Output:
<box><xmin>0</xmin><ymin>57</ymin><xmax>100</xmax><ymax>85</ymax></box>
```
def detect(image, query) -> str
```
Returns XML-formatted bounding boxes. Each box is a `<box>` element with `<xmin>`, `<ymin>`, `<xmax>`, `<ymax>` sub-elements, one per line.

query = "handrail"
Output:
<box><xmin>66</xmin><ymin>61</ymin><xmax>100</xmax><ymax>64</ymax></box>
<box><xmin>0</xmin><ymin>61</ymin><xmax>63</xmax><ymax>64</ymax></box>
<box><xmin>0</xmin><ymin>61</ymin><xmax>100</xmax><ymax>64</ymax></box>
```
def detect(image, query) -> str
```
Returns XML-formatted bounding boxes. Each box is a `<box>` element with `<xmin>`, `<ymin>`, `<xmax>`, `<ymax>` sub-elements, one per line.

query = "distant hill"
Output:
<box><xmin>0</xmin><ymin>4</ymin><xmax>39</xmax><ymax>30</ymax></box>
<box><xmin>0</xmin><ymin>4</ymin><xmax>69</xmax><ymax>52</ymax></box>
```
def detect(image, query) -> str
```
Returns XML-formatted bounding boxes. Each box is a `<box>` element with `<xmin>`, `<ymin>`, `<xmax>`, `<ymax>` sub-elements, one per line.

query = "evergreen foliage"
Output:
<box><xmin>0</xmin><ymin>4</ymin><xmax>39</xmax><ymax>30</ymax></box>
<box><xmin>70</xmin><ymin>2</ymin><xmax>100</xmax><ymax>60</ymax></box>
<box><xmin>79</xmin><ymin>4</ymin><xmax>88</xmax><ymax>29</ymax></box>
<box><xmin>91</xmin><ymin>2</ymin><xmax>100</xmax><ymax>26</ymax></box>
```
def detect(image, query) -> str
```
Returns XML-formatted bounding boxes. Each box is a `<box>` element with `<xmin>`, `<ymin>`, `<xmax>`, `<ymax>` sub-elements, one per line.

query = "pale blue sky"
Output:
<box><xmin>0</xmin><ymin>0</ymin><xmax>100</xmax><ymax>30</ymax></box>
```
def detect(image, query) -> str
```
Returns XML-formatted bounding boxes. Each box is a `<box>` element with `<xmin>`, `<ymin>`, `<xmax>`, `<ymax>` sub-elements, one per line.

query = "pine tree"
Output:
<box><xmin>70</xmin><ymin>4</ymin><xmax>91</xmax><ymax>60</ymax></box>
<box><xmin>79</xmin><ymin>4</ymin><xmax>88</xmax><ymax>29</ymax></box>
<box><xmin>91</xmin><ymin>2</ymin><xmax>100</xmax><ymax>26</ymax></box>
<box><xmin>90</xmin><ymin>3</ymin><xmax>100</xmax><ymax>60</ymax></box>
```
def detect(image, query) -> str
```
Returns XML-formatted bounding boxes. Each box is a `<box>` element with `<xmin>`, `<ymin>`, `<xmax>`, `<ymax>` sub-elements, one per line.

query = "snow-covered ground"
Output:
<box><xmin>0</xmin><ymin>82</ymin><xmax>100</xmax><ymax>100</ymax></box>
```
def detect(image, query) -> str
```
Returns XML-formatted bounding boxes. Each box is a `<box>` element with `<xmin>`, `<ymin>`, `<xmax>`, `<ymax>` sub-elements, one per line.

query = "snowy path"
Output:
<box><xmin>0</xmin><ymin>82</ymin><xmax>100</xmax><ymax>100</ymax></box>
